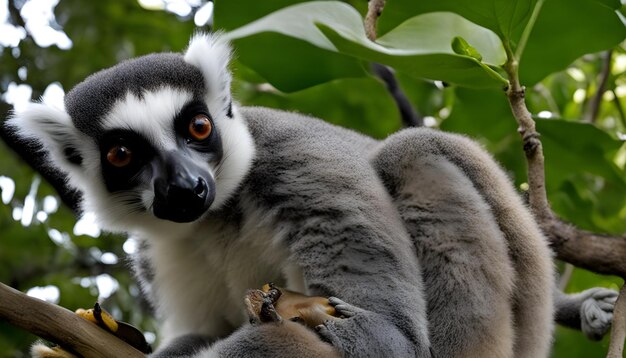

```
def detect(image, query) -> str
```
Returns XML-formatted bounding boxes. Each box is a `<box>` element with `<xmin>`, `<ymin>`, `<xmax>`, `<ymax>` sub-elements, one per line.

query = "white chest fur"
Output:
<box><xmin>144</xmin><ymin>216</ymin><xmax>304</xmax><ymax>342</ymax></box>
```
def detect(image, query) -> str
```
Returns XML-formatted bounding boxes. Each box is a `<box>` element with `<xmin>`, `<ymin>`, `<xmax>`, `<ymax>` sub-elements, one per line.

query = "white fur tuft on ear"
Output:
<box><xmin>184</xmin><ymin>32</ymin><xmax>233</xmax><ymax>118</ymax></box>
<box><xmin>6</xmin><ymin>102</ymin><xmax>83</xmax><ymax>170</ymax></box>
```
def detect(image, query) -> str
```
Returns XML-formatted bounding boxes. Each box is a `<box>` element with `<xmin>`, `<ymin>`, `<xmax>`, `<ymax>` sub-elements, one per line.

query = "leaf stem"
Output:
<box><xmin>515</xmin><ymin>0</ymin><xmax>546</xmax><ymax>60</ymax></box>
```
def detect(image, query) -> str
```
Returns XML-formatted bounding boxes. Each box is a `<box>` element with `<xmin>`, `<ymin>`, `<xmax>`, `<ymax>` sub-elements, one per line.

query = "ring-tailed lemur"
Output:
<box><xmin>6</xmin><ymin>33</ymin><xmax>614</xmax><ymax>357</ymax></box>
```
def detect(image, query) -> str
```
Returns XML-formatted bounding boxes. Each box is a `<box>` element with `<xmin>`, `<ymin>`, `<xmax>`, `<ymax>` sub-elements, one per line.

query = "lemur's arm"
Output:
<box><xmin>555</xmin><ymin>287</ymin><xmax>617</xmax><ymax>340</ymax></box>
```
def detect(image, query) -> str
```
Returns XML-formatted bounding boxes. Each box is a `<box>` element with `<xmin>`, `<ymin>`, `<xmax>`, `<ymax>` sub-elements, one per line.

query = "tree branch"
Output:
<box><xmin>584</xmin><ymin>51</ymin><xmax>613</xmax><ymax>123</ymax></box>
<box><xmin>364</xmin><ymin>1</ymin><xmax>423</xmax><ymax>128</ymax></box>
<box><xmin>543</xmin><ymin>219</ymin><xmax>626</xmax><ymax>277</ymax></box>
<box><xmin>0</xmin><ymin>282</ymin><xmax>143</xmax><ymax>358</ymax></box>
<box><xmin>371</xmin><ymin>63</ymin><xmax>423</xmax><ymax>127</ymax></box>
<box><xmin>612</xmin><ymin>89</ymin><xmax>626</xmax><ymax>129</ymax></box>
<box><xmin>502</xmin><ymin>6</ymin><xmax>626</xmax><ymax>352</ymax></box>
<box><xmin>608</xmin><ymin>284</ymin><xmax>626</xmax><ymax>358</ymax></box>
<box><xmin>364</xmin><ymin>0</ymin><xmax>385</xmax><ymax>41</ymax></box>
<box><xmin>503</xmin><ymin>43</ymin><xmax>552</xmax><ymax>221</ymax></box>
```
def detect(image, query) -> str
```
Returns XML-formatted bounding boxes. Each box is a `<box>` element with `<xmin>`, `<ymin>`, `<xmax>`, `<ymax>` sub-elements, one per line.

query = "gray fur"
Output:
<box><xmin>371</xmin><ymin>128</ymin><xmax>555</xmax><ymax>357</ymax></box>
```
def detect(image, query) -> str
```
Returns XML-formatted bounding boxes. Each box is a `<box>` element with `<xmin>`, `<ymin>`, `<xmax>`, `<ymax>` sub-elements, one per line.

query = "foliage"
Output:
<box><xmin>0</xmin><ymin>0</ymin><xmax>625</xmax><ymax>357</ymax></box>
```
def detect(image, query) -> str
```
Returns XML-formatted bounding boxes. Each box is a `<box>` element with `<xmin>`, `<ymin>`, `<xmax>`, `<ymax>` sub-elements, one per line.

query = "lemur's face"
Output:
<box><xmin>8</xmin><ymin>35</ymin><xmax>255</xmax><ymax>232</ymax></box>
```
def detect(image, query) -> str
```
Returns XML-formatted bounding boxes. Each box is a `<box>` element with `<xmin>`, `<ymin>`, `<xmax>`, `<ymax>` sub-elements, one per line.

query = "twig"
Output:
<box><xmin>371</xmin><ymin>63</ymin><xmax>423</xmax><ymax>127</ymax></box>
<box><xmin>584</xmin><ymin>51</ymin><xmax>613</xmax><ymax>123</ymax></box>
<box><xmin>607</xmin><ymin>284</ymin><xmax>626</xmax><ymax>358</ymax></box>
<box><xmin>0</xmin><ymin>282</ymin><xmax>143</xmax><ymax>358</ymax></box>
<box><xmin>503</xmin><ymin>43</ymin><xmax>552</xmax><ymax>221</ymax></box>
<box><xmin>364</xmin><ymin>0</ymin><xmax>385</xmax><ymax>41</ymax></box>
<box><xmin>514</xmin><ymin>0</ymin><xmax>546</xmax><ymax>61</ymax></box>
<box><xmin>612</xmin><ymin>89</ymin><xmax>626</xmax><ymax>129</ymax></box>
<box><xmin>504</xmin><ymin>45</ymin><xmax>626</xmax><ymax>279</ymax></box>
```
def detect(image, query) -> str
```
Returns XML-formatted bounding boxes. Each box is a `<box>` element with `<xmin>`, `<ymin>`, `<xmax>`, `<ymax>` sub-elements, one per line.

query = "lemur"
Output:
<box><xmin>6</xmin><ymin>33</ymin><xmax>616</xmax><ymax>357</ymax></box>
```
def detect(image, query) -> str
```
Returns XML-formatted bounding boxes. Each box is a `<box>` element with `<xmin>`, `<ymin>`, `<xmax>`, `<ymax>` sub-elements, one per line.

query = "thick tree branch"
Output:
<box><xmin>503</xmin><ymin>42</ymin><xmax>626</xmax><ymax>278</ymax></box>
<box><xmin>503</xmin><ymin>6</ymin><xmax>626</xmax><ymax>349</ymax></box>
<box><xmin>0</xmin><ymin>282</ymin><xmax>143</xmax><ymax>358</ymax></box>
<box><xmin>584</xmin><ymin>51</ymin><xmax>613</xmax><ymax>123</ymax></box>
<box><xmin>543</xmin><ymin>219</ymin><xmax>626</xmax><ymax>277</ymax></box>
<box><xmin>608</xmin><ymin>284</ymin><xmax>626</xmax><ymax>358</ymax></box>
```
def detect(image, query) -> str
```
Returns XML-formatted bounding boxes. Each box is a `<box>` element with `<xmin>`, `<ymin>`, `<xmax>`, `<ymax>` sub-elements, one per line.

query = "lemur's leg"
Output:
<box><xmin>372</xmin><ymin>132</ymin><xmax>518</xmax><ymax>358</ymax></box>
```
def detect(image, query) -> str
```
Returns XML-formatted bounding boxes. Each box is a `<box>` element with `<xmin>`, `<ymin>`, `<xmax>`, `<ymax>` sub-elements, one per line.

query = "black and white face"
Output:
<box><xmin>8</xmin><ymin>34</ymin><xmax>255</xmax><ymax>233</ymax></box>
<box><xmin>94</xmin><ymin>87</ymin><xmax>221</xmax><ymax>223</ymax></box>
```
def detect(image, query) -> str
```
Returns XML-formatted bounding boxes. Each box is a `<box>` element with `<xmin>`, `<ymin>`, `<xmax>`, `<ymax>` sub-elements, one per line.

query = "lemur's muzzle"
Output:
<box><xmin>152</xmin><ymin>151</ymin><xmax>214</xmax><ymax>223</ymax></box>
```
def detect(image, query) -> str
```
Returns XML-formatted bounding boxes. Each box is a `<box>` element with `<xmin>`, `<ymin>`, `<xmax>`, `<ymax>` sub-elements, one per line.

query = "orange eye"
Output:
<box><xmin>189</xmin><ymin>114</ymin><xmax>212</xmax><ymax>141</ymax></box>
<box><xmin>106</xmin><ymin>145</ymin><xmax>132</xmax><ymax>167</ymax></box>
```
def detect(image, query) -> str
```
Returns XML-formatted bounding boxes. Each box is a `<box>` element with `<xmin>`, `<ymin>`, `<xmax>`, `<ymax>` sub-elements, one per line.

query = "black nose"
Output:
<box><xmin>167</xmin><ymin>177</ymin><xmax>207</xmax><ymax>208</ymax></box>
<box><xmin>153</xmin><ymin>176</ymin><xmax>213</xmax><ymax>223</ymax></box>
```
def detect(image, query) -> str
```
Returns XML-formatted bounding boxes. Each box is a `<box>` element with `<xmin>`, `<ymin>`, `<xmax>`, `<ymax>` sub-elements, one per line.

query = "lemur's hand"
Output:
<box><xmin>245</xmin><ymin>283</ymin><xmax>341</xmax><ymax>328</ymax></box>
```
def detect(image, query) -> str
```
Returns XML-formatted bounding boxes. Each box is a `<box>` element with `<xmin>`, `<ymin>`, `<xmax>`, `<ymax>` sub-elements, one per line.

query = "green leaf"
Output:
<box><xmin>378</xmin><ymin>0</ymin><xmax>536</xmax><ymax>42</ymax></box>
<box><xmin>214</xmin><ymin>0</ymin><xmax>312</xmax><ymax>31</ymax></box>
<box><xmin>536</xmin><ymin>119</ymin><xmax>624</xmax><ymax>186</ymax></box>
<box><xmin>451</xmin><ymin>36</ymin><xmax>483</xmax><ymax>61</ymax></box>
<box><xmin>226</xmin><ymin>3</ymin><xmax>506</xmax><ymax>91</ymax></box>
<box><xmin>225</xmin><ymin>2</ymin><xmax>369</xmax><ymax>92</ymax></box>
<box><xmin>519</xmin><ymin>0</ymin><xmax>626</xmax><ymax>85</ymax></box>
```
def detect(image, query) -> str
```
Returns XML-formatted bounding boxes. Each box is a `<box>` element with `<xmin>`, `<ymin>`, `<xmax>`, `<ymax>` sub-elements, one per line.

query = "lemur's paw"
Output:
<box><xmin>245</xmin><ymin>286</ymin><xmax>282</xmax><ymax>324</ymax></box>
<box><xmin>581</xmin><ymin>288</ymin><xmax>617</xmax><ymax>340</ymax></box>
<box><xmin>328</xmin><ymin>297</ymin><xmax>363</xmax><ymax>318</ymax></box>
<box><xmin>245</xmin><ymin>283</ymin><xmax>342</xmax><ymax>328</ymax></box>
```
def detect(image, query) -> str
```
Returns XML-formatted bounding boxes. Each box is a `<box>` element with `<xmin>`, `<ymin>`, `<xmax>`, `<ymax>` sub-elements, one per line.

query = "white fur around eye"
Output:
<box><xmin>100</xmin><ymin>87</ymin><xmax>192</xmax><ymax>151</ymax></box>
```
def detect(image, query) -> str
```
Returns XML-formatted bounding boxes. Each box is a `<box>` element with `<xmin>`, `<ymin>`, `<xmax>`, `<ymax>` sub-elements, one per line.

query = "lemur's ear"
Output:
<box><xmin>6</xmin><ymin>103</ymin><xmax>83</xmax><ymax>171</ymax></box>
<box><xmin>184</xmin><ymin>32</ymin><xmax>234</xmax><ymax>118</ymax></box>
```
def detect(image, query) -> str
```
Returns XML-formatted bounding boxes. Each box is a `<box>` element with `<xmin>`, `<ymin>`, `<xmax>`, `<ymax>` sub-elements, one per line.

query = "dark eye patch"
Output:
<box><xmin>174</xmin><ymin>100</ymin><xmax>223</xmax><ymax>159</ymax></box>
<box><xmin>98</xmin><ymin>130</ymin><xmax>155</xmax><ymax>192</ymax></box>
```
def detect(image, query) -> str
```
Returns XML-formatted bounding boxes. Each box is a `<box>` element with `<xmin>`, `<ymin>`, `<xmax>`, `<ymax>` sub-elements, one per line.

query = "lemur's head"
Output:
<box><xmin>7</xmin><ymin>34</ymin><xmax>255</xmax><ymax>233</ymax></box>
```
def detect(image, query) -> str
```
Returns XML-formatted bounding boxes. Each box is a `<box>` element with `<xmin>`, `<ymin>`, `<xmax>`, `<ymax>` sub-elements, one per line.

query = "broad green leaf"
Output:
<box><xmin>537</xmin><ymin>119</ymin><xmax>624</xmax><ymax>187</ymax></box>
<box><xmin>520</xmin><ymin>0</ymin><xmax>626</xmax><ymax>85</ymax></box>
<box><xmin>226</xmin><ymin>3</ymin><xmax>506</xmax><ymax>91</ymax></box>
<box><xmin>378</xmin><ymin>0</ymin><xmax>536</xmax><ymax>43</ymax></box>
<box><xmin>374</xmin><ymin>12</ymin><xmax>506</xmax><ymax>67</ymax></box>
<box><xmin>225</xmin><ymin>2</ymin><xmax>369</xmax><ymax>92</ymax></box>
<box><xmin>214</xmin><ymin>0</ymin><xmax>312</xmax><ymax>31</ymax></box>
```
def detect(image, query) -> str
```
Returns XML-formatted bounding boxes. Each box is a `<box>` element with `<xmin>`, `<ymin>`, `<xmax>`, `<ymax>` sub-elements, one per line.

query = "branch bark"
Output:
<box><xmin>608</xmin><ymin>284</ymin><xmax>626</xmax><ymax>358</ymax></box>
<box><xmin>0</xmin><ymin>282</ymin><xmax>143</xmax><ymax>358</ymax></box>
<box><xmin>364</xmin><ymin>0</ymin><xmax>385</xmax><ymax>41</ymax></box>
<box><xmin>503</xmin><ymin>15</ymin><xmax>626</xmax><ymax>352</ymax></box>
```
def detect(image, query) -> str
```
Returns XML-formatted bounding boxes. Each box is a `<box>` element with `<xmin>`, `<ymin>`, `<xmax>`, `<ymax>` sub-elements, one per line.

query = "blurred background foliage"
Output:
<box><xmin>0</xmin><ymin>0</ymin><xmax>625</xmax><ymax>356</ymax></box>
